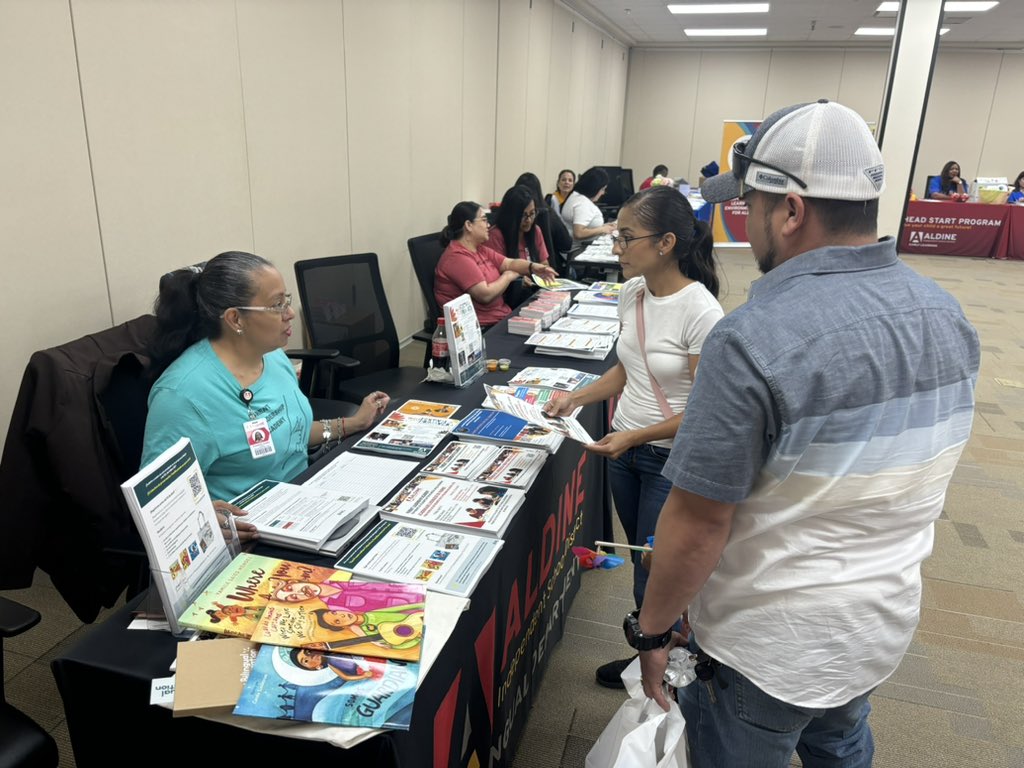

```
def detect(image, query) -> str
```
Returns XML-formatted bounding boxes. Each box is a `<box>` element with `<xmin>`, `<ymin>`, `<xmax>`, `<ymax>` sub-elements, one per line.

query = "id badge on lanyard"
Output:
<box><xmin>243</xmin><ymin>418</ymin><xmax>276</xmax><ymax>459</ymax></box>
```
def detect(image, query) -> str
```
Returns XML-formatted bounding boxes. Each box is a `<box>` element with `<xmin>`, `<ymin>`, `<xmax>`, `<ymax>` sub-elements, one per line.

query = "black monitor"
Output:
<box><xmin>593</xmin><ymin>166</ymin><xmax>635</xmax><ymax>208</ymax></box>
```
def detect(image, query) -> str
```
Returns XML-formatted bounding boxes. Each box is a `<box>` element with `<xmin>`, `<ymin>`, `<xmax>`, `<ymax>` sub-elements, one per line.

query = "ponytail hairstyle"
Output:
<box><xmin>494</xmin><ymin>185</ymin><xmax>540</xmax><ymax>262</ymax></box>
<box><xmin>439</xmin><ymin>201</ymin><xmax>483</xmax><ymax>248</ymax></box>
<box><xmin>151</xmin><ymin>251</ymin><xmax>274</xmax><ymax>374</ymax></box>
<box><xmin>623</xmin><ymin>186</ymin><xmax>719</xmax><ymax>298</ymax></box>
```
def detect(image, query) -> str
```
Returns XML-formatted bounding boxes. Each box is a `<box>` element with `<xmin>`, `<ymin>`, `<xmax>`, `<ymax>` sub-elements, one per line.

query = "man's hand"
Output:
<box><xmin>213</xmin><ymin>500</ymin><xmax>259</xmax><ymax>543</ymax></box>
<box><xmin>640</xmin><ymin>645</ymin><xmax>673</xmax><ymax>711</ymax></box>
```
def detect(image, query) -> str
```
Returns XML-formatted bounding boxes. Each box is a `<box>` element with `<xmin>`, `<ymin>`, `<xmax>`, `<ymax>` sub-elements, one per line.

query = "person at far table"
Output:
<box><xmin>517</xmin><ymin>171</ymin><xmax>573</xmax><ymax>265</ymax></box>
<box><xmin>561</xmin><ymin>166</ymin><xmax>617</xmax><ymax>253</ymax></box>
<box><xmin>927</xmin><ymin>160</ymin><xmax>969</xmax><ymax>200</ymax></box>
<box><xmin>1008</xmin><ymin>171</ymin><xmax>1024</xmax><ymax>204</ymax></box>
<box><xmin>547</xmin><ymin>168</ymin><xmax>576</xmax><ymax>216</ymax></box>
<box><xmin>640</xmin><ymin>164</ymin><xmax>672</xmax><ymax>191</ymax></box>
<box><xmin>143</xmin><ymin>251</ymin><xmax>391</xmax><ymax>542</ymax></box>
<box><xmin>434</xmin><ymin>201</ymin><xmax>558</xmax><ymax>328</ymax></box>
<box><xmin>544</xmin><ymin>185</ymin><xmax>723</xmax><ymax>689</ymax></box>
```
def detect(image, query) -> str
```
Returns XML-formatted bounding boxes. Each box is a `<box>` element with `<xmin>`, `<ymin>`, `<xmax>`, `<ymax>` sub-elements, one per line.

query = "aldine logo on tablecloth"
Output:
<box><xmin>909</xmin><ymin>231</ymin><xmax>957</xmax><ymax>244</ymax></box>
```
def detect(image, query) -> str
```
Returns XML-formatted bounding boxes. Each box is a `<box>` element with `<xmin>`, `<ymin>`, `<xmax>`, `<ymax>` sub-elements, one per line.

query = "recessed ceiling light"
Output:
<box><xmin>876</xmin><ymin>1</ymin><xmax>997</xmax><ymax>10</ymax></box>
<box><xmin>668</xmin><ymin>3</ymin><xmax>769</xmax><ymax>13</ymax></box>
<box><xmin>856</xmin><ymin>27</ymin><xmax>895</xmax><ymax>35</ymax></box>
<box><xmin>684</xmin><ymin>27</ymin><xmax>768</xmax><ymax>36</ymax></box>
<box><xmin>939</xmin><ymin>27</ymin><xmax>950</xmax><ymax>34</ymax></box>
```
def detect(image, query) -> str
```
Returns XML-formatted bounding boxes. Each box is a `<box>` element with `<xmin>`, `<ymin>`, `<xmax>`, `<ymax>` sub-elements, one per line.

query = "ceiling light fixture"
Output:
<box><xmin>855</xmin><ymin>27</ymin><xmax>896</xmax><ymax>35</ymax></box>
<box><xmin>668</xmin><ymin>3</ymin><xmax>769</xmax><ymax>13</ymax></box>
<box><xmin>684</xmin><ymin>27</ymin><xmax>768</xmax><ymax>36</ymax></box>
<box><xmin>876</xmin><ymin>1</ymin><xmax>997</xmax><ymax>11</ymax></box>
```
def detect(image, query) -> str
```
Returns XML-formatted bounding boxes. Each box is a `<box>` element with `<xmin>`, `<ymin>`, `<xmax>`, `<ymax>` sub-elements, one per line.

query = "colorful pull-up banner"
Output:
<box><xmin>712</xmin><ymin>120</ymin><xmax>760</xmax><ymax>246</ymax></box>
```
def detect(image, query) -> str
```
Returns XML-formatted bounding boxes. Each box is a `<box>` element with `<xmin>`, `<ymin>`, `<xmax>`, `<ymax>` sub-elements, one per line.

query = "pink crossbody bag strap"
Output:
<box><xmin>635</xmin><ymin>288</ymin><xmax>674</xmax><ymax>420</ymax></box>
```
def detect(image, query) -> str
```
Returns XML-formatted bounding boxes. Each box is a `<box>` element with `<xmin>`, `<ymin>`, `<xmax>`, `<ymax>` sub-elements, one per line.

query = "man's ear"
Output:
<box><xmin>779</xmin><ymin>193</ymin><xmax>807</xmax><ymax>237</ymax></box>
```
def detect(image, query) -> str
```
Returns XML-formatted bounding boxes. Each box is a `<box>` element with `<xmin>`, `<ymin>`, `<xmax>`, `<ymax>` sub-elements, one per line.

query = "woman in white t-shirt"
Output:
<box><xmin>560</xmin><ymin>166</ymin><xmax>617</xmax><ymax>253</ymax></box>
<box><xmin>544</xmin><ymin>185</ymin><xmax>723</xmax><ymax>687</ymax></box>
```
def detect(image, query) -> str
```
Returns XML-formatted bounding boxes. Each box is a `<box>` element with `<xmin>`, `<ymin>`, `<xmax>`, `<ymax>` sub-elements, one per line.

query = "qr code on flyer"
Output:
<box><xmin>394</xmin><ymin>526</ymin><xmax>417</xmax><ymax>539</ymax></box>
<box><xmin>187</xmin><ymin>471</ymin><xmax>202</xmax><ymax>500</ymax></box>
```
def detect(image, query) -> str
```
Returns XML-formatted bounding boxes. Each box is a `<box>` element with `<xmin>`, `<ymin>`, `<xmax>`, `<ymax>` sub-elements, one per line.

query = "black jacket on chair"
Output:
<box><xmin>0</xmin><ymin>315</ymin><xmax>157</xmax><ymax>622</ymax></box>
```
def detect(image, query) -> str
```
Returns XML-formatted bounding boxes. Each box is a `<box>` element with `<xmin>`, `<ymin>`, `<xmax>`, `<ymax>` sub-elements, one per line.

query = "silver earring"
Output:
<box><xmin>236</xmin><ymin>328</ymin><xmax>243</xmax><ymax>335</ymax></box>
<box><xmin>658</xmin><ymin>251</ymin><xmax>663</xmax><ymax>257</ymax></box>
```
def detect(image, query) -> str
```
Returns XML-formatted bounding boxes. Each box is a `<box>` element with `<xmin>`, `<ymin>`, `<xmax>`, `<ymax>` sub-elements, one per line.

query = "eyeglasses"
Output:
<box><xmin>733</xmin><ymin>140</ymin><xmax>807</xmax><ymax>197</ymax></box>
<box><xmin>234</xmin><ymin>293</ymin><xmax>293</xmax><ymax>315</ymax></box>
<box><xmin>521</xmin><ymin>209</ymin><xmax>538</xmax><ymax>221</ymax></box>
<box><xmin>611</xmin><ymin>232</ymin><xmax>667</xmax><ymax>250</ymax></box>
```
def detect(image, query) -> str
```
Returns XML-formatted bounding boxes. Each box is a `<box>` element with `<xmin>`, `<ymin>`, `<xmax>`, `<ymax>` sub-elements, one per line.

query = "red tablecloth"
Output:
<box><xmin>899</xmin><ymin>200</ymin><xmax>1024</xmax><ymax>260</ymax></box>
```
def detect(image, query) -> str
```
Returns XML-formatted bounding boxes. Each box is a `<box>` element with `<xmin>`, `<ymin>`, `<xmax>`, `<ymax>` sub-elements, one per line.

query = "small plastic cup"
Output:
<box><xmin>486</xmin><ymin>359</ymin><xmax>498</xmax><ymax>372</ymax></box>
<box><xmin>498</xmin><ymin>358</ymin><xmax>511</xmax><ymax>372</ymax></box>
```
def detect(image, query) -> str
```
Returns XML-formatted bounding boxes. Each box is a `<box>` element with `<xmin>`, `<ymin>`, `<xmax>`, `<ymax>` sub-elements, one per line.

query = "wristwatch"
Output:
<box><xmin>623</xmin><ymin>610</ymin><xmax>673</xmax><ymax>651</ymax></box>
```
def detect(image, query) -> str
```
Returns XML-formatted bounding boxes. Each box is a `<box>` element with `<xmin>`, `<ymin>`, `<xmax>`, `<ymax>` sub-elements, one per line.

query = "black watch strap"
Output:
<box><xmin>623</xmin><ymin>610</ymin><xmax>672</xmax><ymax>651</ymax></box>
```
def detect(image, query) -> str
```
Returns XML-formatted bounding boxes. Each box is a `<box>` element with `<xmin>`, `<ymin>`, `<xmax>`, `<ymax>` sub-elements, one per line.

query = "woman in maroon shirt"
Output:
<box><xmin>434</xmin><ymin>201</ymin><xmax>557</xmax><ymax>327</ymax></box>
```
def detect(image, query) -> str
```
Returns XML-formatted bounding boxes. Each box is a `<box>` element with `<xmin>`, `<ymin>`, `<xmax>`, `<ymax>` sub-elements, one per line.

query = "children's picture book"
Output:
<box><xmin>507</xmin><ymin>366</ymin><xmax>600</xmax><ymax>391</ymax></box>
<box><xmin>483</xmin><ymin>385</ymin><xmax>595</xmax><ymax>444</ymax></box>
<box><xmin>336</xmin><ymin>519</ymin><xmax>503</xmax><ymax>597</ymax></box>
<box><xmin>249</xmin><ymin>581</ymin><xmax>426</xmax><ymax>662</ymax></box>
<box><xmin>173</xmin><ymin>638</ymin><xmax>259</xmax><ymax>717</ymax></box>
<box><xmin>176</xmin><ymin>553</ymin><xmax>353</xmax><ymax>638</ymax></box>
<box><xmin>395</xmin><ymin>400</ymin><xmax>461</xmax><ymax>419</ymax></box>
<box><xmin>452</xmin><ymin>408</ymin><xmax>564</xmax><ymax>454</ymax></box>
<box><xmin>380</xmin><ymin>473</ymin><xmax>526</xmax><ymax>539</ymax></box>
<box><xmin>482</xmin><ymin>384</ymin><xmax>582</xmax><ymax>418</ymax></box>
<box><xmin>423</xmin><ymin>441</ymin><xmax>548</xmax><ymax>489</ymax></box>
<box><xmin>352</xmin><ymin>409</ymin><xmax>458</xmax><ymax>459</ymax></box>
<box><xmin>229</xmin><ymin>479</ymin><xmax>368</xmax><ymax>552</ymax></box>
<box><xmin>121</xmin><ymin>438</ymin><xmax>232</xmax><ymax>634</ymax></box>
<box><xmin>233</xmin><ymin>644</ymin><xmax>419</xmax><ymax>730</ymax></box>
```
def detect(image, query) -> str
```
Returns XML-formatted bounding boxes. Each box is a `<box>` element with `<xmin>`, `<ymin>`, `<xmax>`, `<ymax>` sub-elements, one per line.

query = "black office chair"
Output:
<box><xmin>407</xmin><ymin>233</ymin><xmax>445</xmax><ymax>367</ymax></box>
<box><xmin>0</xmin><ymin>597</ymin><xmax>59</xmax><ymax>768</ymax></box>
<box><xmin>293</xmin><ymin>253</ymin><xmax>425</xmax><ymax>403</ymax></box>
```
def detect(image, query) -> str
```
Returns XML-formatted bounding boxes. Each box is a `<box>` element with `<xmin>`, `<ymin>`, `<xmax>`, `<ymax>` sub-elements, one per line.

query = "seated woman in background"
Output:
<box><xmin>143</xmin><ymin>252</ymin><xmax>389</xmax><ymax>539</ymax></box>
<box><xmin>561</xmin><ymin>166</ymin><xmax>617</xmax><ymax>253</ymax></box>
<box><xmin>547</xmin><ymin>169</ymin><xmax>575</xmax><ymax>216</ymax></box>
<box><xmin>434</xmin><ymin>201</ymin><xmax>558</xmax><ymax>327</ymax></box>
<box><xmin>1008</xmin><ymin>171</ymin><xmax>1024</xmax><ymax>204</ymax></box>
<box><xmin>488</xmin><ymin>184</ymin><xmax>551</xmax><ymax>307</ymax></box>
<box><xmin>516</xmin><ymin>171</ymin><xmax>572</xmax><ymax>262</ymax></box>
<box><xmin>928</xmin><ymin>160</ymin><xmax>969</xmax><ymax>200</ymax></box>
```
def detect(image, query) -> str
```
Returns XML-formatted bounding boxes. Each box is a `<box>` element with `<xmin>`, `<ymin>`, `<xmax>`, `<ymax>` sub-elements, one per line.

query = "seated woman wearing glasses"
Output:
<box><xmin>486</xmin><ymin>185</ymin><xmax>551</xmax><ymax>307</ymax></box>
<box><xmin>434</xmin><ymin>202</ymin><xmax>558</xmax><ymax>327</ymax></box>
<box><xmin>142</xmin><ymin>251</ymin><xmax>389</xmax><ymax>541</ymax></box>
<box><xmin>543</xmin><ymin>186</ymin><xmax>723</xmax><ymax>687</ymax></box>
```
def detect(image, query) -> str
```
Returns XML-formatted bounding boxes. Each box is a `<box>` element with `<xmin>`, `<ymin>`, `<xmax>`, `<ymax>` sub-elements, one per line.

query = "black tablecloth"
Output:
<box><xmin>52</xmin><ymin>317</ymin><xmax>616</xmax><ymax>768</ymax></box>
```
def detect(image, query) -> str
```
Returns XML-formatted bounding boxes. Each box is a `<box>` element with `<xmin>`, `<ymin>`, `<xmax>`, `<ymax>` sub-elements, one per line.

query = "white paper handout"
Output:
<box><xmin>483</xmin><ymin>384</ymin><xmax>595</xmax><ymax>444</ymax></box>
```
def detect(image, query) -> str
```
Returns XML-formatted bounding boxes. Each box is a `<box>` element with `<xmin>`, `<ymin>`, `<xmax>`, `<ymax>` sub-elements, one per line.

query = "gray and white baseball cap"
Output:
<box><xmin>701</xmin><ymin>99</ymin><xmax>886</xmax><ymax>204</ymax></box>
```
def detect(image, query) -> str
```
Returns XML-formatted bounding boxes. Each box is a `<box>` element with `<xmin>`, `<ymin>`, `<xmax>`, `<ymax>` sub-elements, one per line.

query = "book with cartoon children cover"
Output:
<box><xmin>248</xmin><ymin>580</ymin><xmax>426</xmax><ymax>662</ymax></box>
<box><xmin>233</xmin><ymin>644</ymin><xmax>419</xmax><ymax>730</ymax></box>
<box><xmin>176</xmin><ymin>553</ymin><xmax>353</xmax><ymax>638</ymax></box>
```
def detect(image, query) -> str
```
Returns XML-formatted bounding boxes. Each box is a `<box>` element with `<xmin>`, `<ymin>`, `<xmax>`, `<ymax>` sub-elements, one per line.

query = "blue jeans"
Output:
<box><xmin>607</xmin><ymin>443</ymin><xmax>673</xmax><ymax>608</ymax></box>
<box><xmin>677</xmin><ymin>640</ymin><xmax>875</xmax><ymax>768</ymax></box>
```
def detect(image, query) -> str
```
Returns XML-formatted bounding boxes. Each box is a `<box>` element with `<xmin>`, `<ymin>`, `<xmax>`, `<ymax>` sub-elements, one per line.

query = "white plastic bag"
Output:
<box><xmin>585</xmin><ymin>658</ymin><xmax>690</xmax><ymax>768</ymax></box>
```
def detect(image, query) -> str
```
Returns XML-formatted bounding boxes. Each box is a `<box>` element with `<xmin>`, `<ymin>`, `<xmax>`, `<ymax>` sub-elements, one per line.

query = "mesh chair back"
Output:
<box><xmin>407</xmin><ymin>233</ymin><xmax>444</xmax><ymax>332</ymax></box>
<box><xmin>293</xmin><ymin>253</ymin><xmax>399</xmax><ymax>375</ymax></box>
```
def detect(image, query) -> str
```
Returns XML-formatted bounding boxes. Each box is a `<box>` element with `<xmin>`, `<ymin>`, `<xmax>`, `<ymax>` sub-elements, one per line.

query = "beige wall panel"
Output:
<box><xmin>235</xmin><ymin>0</ymin><xmax>351</xmax><ymax>288</ymax></box>
<box><xmin>494</xmin><ymin>0</ymin><xmax>530</xmax><ymax>191</ymax></box>
<box><xmin>461</xmin><ymin>0</ymin><xmax>499</xmax><ymax>207</ymax></box>
<box><xmin>763</xmin><ymin>51</ymin><xmax>843</xmax><ymax>114</ymax></box>
<box><xmin>837</xmin><ymin>50</ymin><xmax>888</xmax><ymax>124</ymax></box>
<box><xmin>563</xmin><ymin>17</ymin><xmax>589</xmax><ymax>171</ymax></box>
<box><xmin>521</xmin><ymin>0</ymin><xmax>555</xmax><ymax>187</ymax></box>
<box><xmin>689</xmin><ymin>51</ymin><xmax>771</xmax><ymax>182</ymax></box>
<box><xmin>543</xmin><ymin>6</ymin><xmax>575</xmax><ymax>188</ymax></box>
<box><xmin>72</xmin><ymin>0</ymin><xmax>253</xmax><ymax>323</ymax></box>
<box><xmin>977</xmin><ymin>52</ymin><xmax>1024</xmax><ymax>186</ymax></box>
<box><xmin>621</xmin><ymin>49</ymin><xmax>701</xmax><ymax>185</ymax></box>
<box><xmin>603</xmin><ymin>44</ymin><xmax>628</xmax><ymax>166</ymax></box>
<box><xmin>577</xmin><ymin>25</ymin><xmax>606</xmax><ymax>164</ymax></box>
<box><xmin>915</xmin><ymin>50</ymin><xmax>1002</xmax><ymax>197</ymax></box>
<box><xmin>0</xmin><ymin>0</ymin><xmax>111</xmax><ymax>439</ymax></box>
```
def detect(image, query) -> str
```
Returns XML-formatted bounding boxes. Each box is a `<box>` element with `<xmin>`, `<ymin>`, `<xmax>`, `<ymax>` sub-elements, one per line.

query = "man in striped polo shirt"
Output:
<box><xmin>623</xmin><ymin>101</ymin><xmax>980</xmax><ymax>767</ymax></box>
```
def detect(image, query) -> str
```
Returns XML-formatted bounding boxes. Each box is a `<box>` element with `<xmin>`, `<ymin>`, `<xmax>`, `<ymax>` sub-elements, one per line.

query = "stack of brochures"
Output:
<box><xmin>508</xmin><ymin>314</ymin><xmax>543</xmax><ymax>335</ymax></box>
<box><xmin>507</xmin><ymin>366</ymin><xmax>599</xmax><ymax>392</ymax></box>
<box><xmin>423</xmin><ymin>441</ymin><xmax>548</xmax><ymax>489</ymax></box>
<box><xmin>380</xmin><ymin>473</ymin><xmax>526</xmax><ymax>539</ymax></box>
<box><xmin>525</xmin><ymin>331</ymin><xmax>614</xmax><ymax>361</ymax></box>
<box><xmin>353</xmin><ymin>400</ymin><xmax>460</xmax><ymax>458</ymax></box>
<box><xmin>568</xmin><ymin>302</ymin><xmax>618</xmax><ymax>321</ymax></box>
<box><xmin>482</xmin><ymin>384</ymin><xmax>582</xmax><ymax>418</ymax></box>
<box><xmin>452</xmin><ymin>408</ymin><xmax>565</xmax><ymax>453</ymax></box>
<box><xmin>550</xmin><ymin>317</ymin><xmax>620</xmax><ymax>338</ymax></box>
<box><xmin>574</xmin><ymin>290</ymin><xmax>619</xmax><ymax>306</ymax></box>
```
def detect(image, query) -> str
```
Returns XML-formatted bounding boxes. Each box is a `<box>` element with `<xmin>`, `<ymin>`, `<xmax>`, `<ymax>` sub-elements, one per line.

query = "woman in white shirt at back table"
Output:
<box><xmin>561</xmin><ymin>166</ymin><xmax>617</xmax><ymax>253</ymax></box>
<box><xmin>544</xmin><ymin>185</ymin><xmax>724</xmax><ymax>688</ymax></box>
